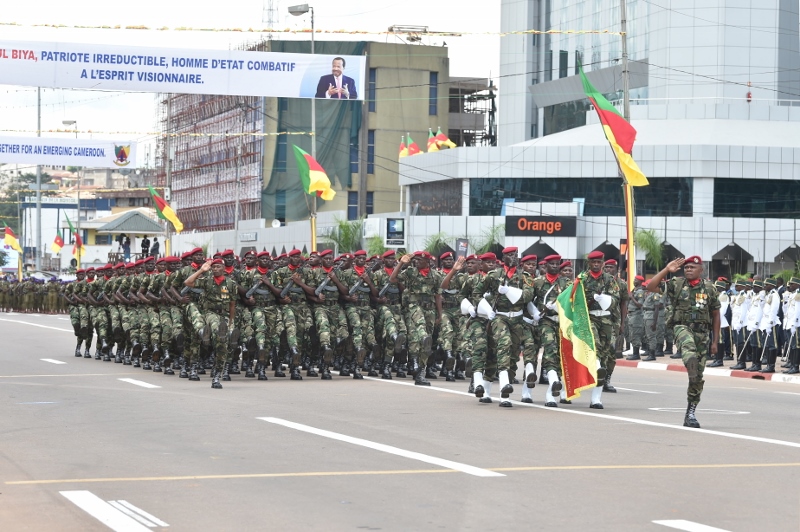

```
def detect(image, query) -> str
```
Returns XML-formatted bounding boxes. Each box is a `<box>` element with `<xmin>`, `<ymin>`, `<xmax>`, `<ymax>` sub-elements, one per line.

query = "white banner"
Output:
<box><xmin>0</xmin><ymin>41</ymin><xmax>366</xmax><ymax>100</ymax></box>
<box><xmin>0</xmin><ymin>136</ymin><xmax>137</xmax><ymax>169</ymax></box>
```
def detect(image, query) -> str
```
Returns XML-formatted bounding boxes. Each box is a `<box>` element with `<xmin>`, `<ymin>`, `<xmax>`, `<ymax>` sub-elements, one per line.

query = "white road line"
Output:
<box><xmin>116</xmin><ymin>500</ymin><xmax>169</xmax><ymax>527</ymax></box>
<box><xmin>653</xmin><ymin>519</ymin><xmax>731</xmax><ymax>531</ymax></box>
<box><xmin>107</xmin><ymin>501</ymin><xmax>157</xmax><ymax>527</ymax></box>
<box><xmin>60</xmin><ymin>490</ymin><xmax>151</xmax><ymax>532</ymax></box>
<box><xmin>775</xmin><ymin>391</ymin><xmax>800</xmax><ymax>396</ymax></box>
<box><xmin>118</xmin><ymin>378</ymin><xmax>161</xmax><ymax>389</ymax></box>
<box><xmin>614</xmin><ymin>387</ymin><xmax>661</xmax><ymax>394</ymax></box>
<box><xmin>637</xmin><ymin>361</ymin><xmax>669</xmax><ymax>370</ymax></box>
<box><xmin>0</xmin><ymin>318</ymin><xmax>73</xmax><ymax>332</ymax></box>
<box><xmin>41</xmin><ymin>358</ymin><xmax>67</xmax><ymax>365</ymax></box>
<box><xmin>258</xmin><ymin>417</ymin><xmax>504</xmax><ymax>478</ymax></box>
<box><xmin>364</xmin><ymin>377</ymin><xmax>800</xmax><ymax>449</ymax></box>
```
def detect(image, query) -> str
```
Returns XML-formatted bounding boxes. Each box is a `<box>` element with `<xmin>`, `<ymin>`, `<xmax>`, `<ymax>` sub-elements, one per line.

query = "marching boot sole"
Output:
<box><xmin>551</xmin><ymin>381</ymin><xmax>563</xmax><ymax>395</ymax></box>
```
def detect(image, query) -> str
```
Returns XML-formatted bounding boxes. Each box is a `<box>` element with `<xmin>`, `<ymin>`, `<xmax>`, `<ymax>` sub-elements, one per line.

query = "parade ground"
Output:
<box><xmin>1</xmin><ymin>314</ymin><xmax>799</xmax><ymax>532</ymax></box>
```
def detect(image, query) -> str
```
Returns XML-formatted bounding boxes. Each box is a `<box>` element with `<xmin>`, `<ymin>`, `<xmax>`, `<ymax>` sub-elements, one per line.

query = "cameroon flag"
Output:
<box><xmin>3</xmin><ymin>222</ymin><xmax>22</xmax><ymax>253</ymax></box>
<box><xmin>434</xmin><ymin>127</ymin><xmax>457</xmax><ymax>149</ymax></box>
<box><xmin>426</xmin><ymin>129</ymin><xmax>439</xmax><ymax>152</ymax></box>
<box><xmin>292</xmin><ymin>145</ymin><xmax>335</xmax><ymax>201</ymax></box>
<box><xmin>579</xmin><ymin>63</ymin><xmax>648</xmax><ymax>187</ymax></box>
<box><xmin>406</xmin><ymin>134</ymin><xmax>421</xmax><ymax>156</ymax></box>
<box><xmin>51</xmin><ymin>234</ymin><xmax>64</xmax><ymax>254</ymax></box>
<box><xmin>148</xmin><ymin>185</ymin><xmax>184</xmax><ymax>233</ymax></box>
<box><xmin>399</xmin><ymin>136</ymin><xmax>408</xmax><ymax>158</ymax></box>
<box><xmin>556</xmin><ymin>277</ymin><xmax>599</xmax><ymax>399</ymax></box>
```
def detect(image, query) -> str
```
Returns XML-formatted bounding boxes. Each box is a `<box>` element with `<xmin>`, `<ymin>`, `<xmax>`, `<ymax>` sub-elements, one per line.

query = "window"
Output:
<box><xmin>94</xmin><ymin>234</ymin><xmax>111</xmax><ymax>245</ymax></box>
<box><xmin>429</xmin><ymin>72</ymin><xmax>438</xmax><ymax>116</ymax></box>
<box><xmin>347</xmin><ymin>191</ymin><xmax>374</xmax><ymax>220</ymax></box>
<box><xmin>350</xmin><ymin>144</ymin><xmax>359</xmax><ymax>174</ymax></box>
<box><xmin>275</xmin><ymin>190</ymin><xmax>286</xmax><ymax>223</ymax></box>
<box><xmin>368</xmin><ymin>68</ymin><xmax>377</xmax><ymax>112</ymax></box>
<box><xmin>279</xmin><ymin>98</ymin><xmax>288</xmax><ymax>112</ymax></box>
<box><xmin>544</xmin><ymin>50</ymin><xmax>553</xmax><ymax>81</ymax></box>
<box><xmin>714</xmin><ymin>178</ymin><xmax>800</xmax><ymax>218</ymax></box>
<box><xmin>575</xmin><ymin>50</ymin><xmax>583</xmax><ymax>74</ymax></box>
<box><xmin>470</xmin><ymin>177</ymin><xmax>693</xmax><ymax>217</ymax></box>
<box><xmin>559</xmin><ymin>50</ymin><xmax>568</xmax><ymax>79</ymax></box>
<box><xmin>275</xmin><ymin>136</ymin><xmax>287</xmax><ymax>172</ymax></box>
<box><xmin>367</xmin><ymin>130</ymin><xmax>375</xmax><ymax>174</ymax></box>
<box><xmin>366</xmin><ymin>191</ymin><xmax>374</xmax><ymax>215</ymax></box>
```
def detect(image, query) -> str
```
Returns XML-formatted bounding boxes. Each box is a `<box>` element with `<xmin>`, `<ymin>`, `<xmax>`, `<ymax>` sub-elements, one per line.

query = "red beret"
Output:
<box><xmin>156</xmin><ymin>258</ymin><xmax>166</xmax><ymax>264</ymax></box>
<box><xmin>76</xmin><ymin>269</ymin><xmax>86</xmax><ymax>274</ymax></box>
<box><xmin>520</xmin><ymin>254</ymin><xmax>537</xmax><ymax>263</ymax></box>
<box><xmin>277</xmin><ymin>253</ymin><xmax>287</xmax><ymax>259</ymax></box>
<box><xmin>685</xmin><ymin>256</ymin><xmax>702</xmax><ymax>265</ymax></box>
<box><xmin>243</xmin><ymin>250</ymin><xmax>256</xmax><ymax>257</ymax></box>
<box><xmin>318</xmin><ymin>249</ymin><xmax>333</xmax><ymax>257</ymax></box>
<box><xmin>501</xmin><ymin>246</ymin><xmax>518</xmax><ymax>254</ymax></box>
<box><xmin>353</xmin><ymin>250</ymin><xmax>367</xmax><ymax>256</ymax></box>
<box><xmin>604</xmin><ymin>259</ymin><xmax>618</xmax><ymax>266</ymax></box>
<box><xmin>165</xmin><ymin>256</ymin><xmax>181</xmax><ymax>263</ymax></box>
<box><xmin>113</xmin><ymin>263</ymin><xmax>125</xmax><ymax>269</ymax></box>
<box><xmin>189</xmin><ymin>247</ymin><xmax>203</xmax><ymax>255</ymax></box>
<box><xmin>635</xmin><ymin>275</ymin><xmax>645</xmax><ymax>281</ymax></box>
<box><xmin>143</xmin><ymin>256</ymin><xmax>155</xmax><ymax>263</ymax></box>
<box><xmin>210</xmin><ymin>258</ymin><xmax>224</xmax><ymax>265</ymax></box>
<box><xmin>368</xmin><ymin>255</ymin><xmax>379</xmax><ymax>261</ymax></box>
<box><xmin>466</xmin><ymin>254</ymin><xmax>477</xmax><ymax>261</ymax></box>
<box><xmin>220</xmin><ymin>250</ymin><xmax>234</xmax><ymax>257</ymax></box>
<box><xmin>287</xmin><ymin>249</ymin><xmax>302</xmax><ymax>257</ymax></box>
<box><xmin>440</xmin><ymin>251</ymin><xmax>453</xmax><ymax>259</ymax></box>
<box><xmin>587</xmin><ymin>251</ymin><xmax>604</xmax><ymax>260</ymax></box>
<box><xmin>559</xmin><ymin>261</ymin><xmax>573</xmax><ymax>269</ymax></box>
<box><xmin>479</xmin><ymin>252</ymin><xmax>496</xmax><ymax>261</ymax></box>
<box><xmin>180</xmin><ymin>251</ymin><xmax>194</xmax><ymax>260</ymax></box>
<box><xmin>538</xmin><ymin>260</ymin><xmax>546</xmax><ymax>266</ymax></box>
<box><xmin>382</xmin><ymin>250</ymin><xmax>396</xmax><ymax>258</ymax></box>
<box><xmin>717</xmin><ymin>276</ymin><xmax>729</xmax><ymax>282</ymax></box>
<box><xmin>134</xmin><ymin>259</ymin><xmax>144</xmax><ymax>266</ymax></box>
<box><xmin>125</xmin><ymin>263</ymin><xmax>136</xmax><ymax>269</ymax></box>
<box><xmin>543</xmin><ymin>254</ymin><xmax>561</xmax><ymax>262</ymax></box>
<box><xmin>87</xmin><ymin>267</ymin><xmax>96</xmax><ymax>272</ymax></box>
<box><xmin>416</xmin><ymin>251</ymin><xmax>433</xmax><ymax>260</ymax></box>
<box><xmin>257</xmin><ymin>251</ymin><xmax>271</xmax><ymax>257</ymax></box>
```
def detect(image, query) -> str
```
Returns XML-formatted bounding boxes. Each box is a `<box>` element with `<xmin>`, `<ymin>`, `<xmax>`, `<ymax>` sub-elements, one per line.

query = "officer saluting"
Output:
<box><xmin>647</xmin><ymin>256</ymin><xmax>720</xmax><ymax>428</ymax></box>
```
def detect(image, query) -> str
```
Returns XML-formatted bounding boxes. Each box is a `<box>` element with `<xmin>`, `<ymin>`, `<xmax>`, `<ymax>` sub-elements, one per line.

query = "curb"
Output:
<box><xmin>615</xmin><ymin>359</ymin><xmax>800</xmax><ymax>385</ymax></box>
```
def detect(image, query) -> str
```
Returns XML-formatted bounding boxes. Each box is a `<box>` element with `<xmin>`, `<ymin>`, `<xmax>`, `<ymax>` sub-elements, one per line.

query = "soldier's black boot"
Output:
<box><xmin>320</xmin><ymin>363</ymin><xmax>332</xmax><ymax>380</ymax></box>
<box><xmin>74</xmin><ymin>339</ymin><xmax>83</xmax><ymax>357</ymax></box>
<box><xmin>730</xmin><ymin>344</ymin><xmax>747</xmax><ymax>370</ymax></box>
<box><xmin>179</xmin><ymin>359</ymin><xmax>189</xmax><ymax>378</ymax></box>
<box><xmin>538</xmin><ymin>367</ymin><xmax>548</xmax><ymax>385</ymax></box>
<box><xmin>188</xmin><ymin>363</ymin><xmax>200</xmax><ymax>381</ymax></box>
<box><xmin>683</xmin><ymin>402</ymin><xmax>700</xmax><ymax>428</ymax></box>
<box><xmin>352</xmin><ymin>365</ymin><xmax>364</xmax><ymax>379</ymax></box>
<box><xmin>643</xmin><ymin>348</ymin><xmax>656</xmax><ymax>362</ymax></box>
<box><xmin>141</xmin><ymin>346</ymin><xmax>152</xmax><ymax>370</ymax></box>
<box><xmin>229</xmin><ymin>349</ymin><xmax>241</xmax><ymax>375</ymax></box>
<box><xmin>455</xmin><ymin>353</ymin><xmax>466</xmax><ymax>380</ymax></box>
<box><xmin>245</xmin><ymin>359</ymin><xmax>256</xmax><ymax>378</ymax></box>
<box><xmin>785</xmin><ymin>349</ymin><xmax>799</xmax><ymax>374</ymax></box>
<box><xmin>603</xmin><ymin>370</ymin><xmax>617</xmax><ymax>393</ymax></box>
<box><xmin>761</xmin><ymin>349</ymin><xmax>777</xmax><ymax>373</ymax></box>
<box><xmin>414</xmin><ymin>363</ymin><xmax>431</xmax><ymax>386</ymax></box>
<box><xmin>114</xmin><ymin>343</ymin><xmax>123</xmax><ymax>363</ymax></box>
<box><xmin>290</xmin><ymin>365</ymin><xmax>303</xmax><ymax>380</ymax></box>
<box><xmin>664</xmin><ymin>342</ymin><xmax>674</xmax><ymax>355</ymax></box>
<box><xmin>84</xmin><ymin>340</ymin><xmax>92</xmax><ymax>358</ymax></box>
<box><xmin>221</xmin><ymin>363</ymin><xmax>231</xmax><ymax>381</ymax></box>
<box><xmin>152</xmin><ymin>344</ymin><xmax>162</xmax><ymax>372</ymax></box>
<box><xmin>257</xmin><ymin>362</ymin><xmax>268</xmax><ymax>380</ymax></box>
<box><xmin>94</xmin><ymin>338</ymin><xmax>103</xmax><ymax>359</ymax></box>
<box><xmin>211</xmin><ymin>369</ymin><xmax>223</xmax><ymax>389</ymax></box>
<box><xmin>163</xmin><ymin>348</ymin><xmax>174</xmax><ymax>375</ymax></box>
<box><xmin>468</xmin><ymin>375</ymin><xmax>475</xmax><ymax>394</ymax></box>
<box><xmin>425</xmin><ymin>363</ymin><xmax>438</xmax><ymax>380</ymax></box>
<box><xmin>382</xmin><ymin>362</ymin><xmax>393</xmax><ymax>380</ymax></box>
<box><xmin>367</xmin><ymin>352</ymin><xmax>379</xmax><ymax>377</ymax></box>
<box><xmin>272</xmin><ymin>348</ymin><xmax>286</xmax><ymax>377</ymax></box>
<box><xmin>306</xmin><ymin>360</ymin><xmax>319</xmax><ymax>378</ymax></box>
<box><xmin>626</xmin><ymin>346</ymin><xmax>641</xmax><ymax>361</ymax></box>
<box><xmin>396</xmin><ymin>364</ymin><xmax>407</xmax><ymax>379</ymax></box>
<box><xmin>745</xmin><ymin>350</ymin><xmax>762</xmax><ymax>371</ymax></box>
<box><xmin>443</xmin><ymin>350</ymin><xmax>456</xmax><ymax>381</ymax></box>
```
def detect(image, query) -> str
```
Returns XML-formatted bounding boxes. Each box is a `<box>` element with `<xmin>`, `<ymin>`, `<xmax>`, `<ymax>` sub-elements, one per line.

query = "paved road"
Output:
<box><xmin>1</xmin><ymin>313</ymin><xmax>799</xmax><ymax>532</ymax></box>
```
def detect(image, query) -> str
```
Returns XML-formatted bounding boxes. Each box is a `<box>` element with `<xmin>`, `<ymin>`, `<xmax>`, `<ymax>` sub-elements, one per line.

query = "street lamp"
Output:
<box><xmin>288</xmin><ymin>3</ymin><xmax>318</xmax><ymax>251</ymax></box>
<box><xmin>63</xmin><ymin>120</ymin><xmax>81</xmax><ymax>267</ymax></box>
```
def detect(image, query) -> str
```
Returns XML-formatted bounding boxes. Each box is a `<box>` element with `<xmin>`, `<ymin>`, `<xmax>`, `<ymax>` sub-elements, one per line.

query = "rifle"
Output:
<box><xmin>378</xmin><ymin>281</ymin><xmax>392</xmax><ymax>299</ymax></box>
<box><xmin>314</xmin><ymin>263</ymin><xmax>342</xmax><ymax>296</ymax></box>
<box><xmin>348</xmin><ymin>262</ymin><xmax>381</xmax><ymax>296</ymax></box>
<box><xmin>279</xmin><ymin>263</ymin><xmax>306</xmax><ymax>299</ymax></box>
<box><xmin>246</xmin><ymin>266</ymin><xmax>279</xmax><ymax>299</ymax></box>
<box><xmin>180</xmin><ymin>285</ymin><xmax>205</xmax><ymax>297</ymax></box>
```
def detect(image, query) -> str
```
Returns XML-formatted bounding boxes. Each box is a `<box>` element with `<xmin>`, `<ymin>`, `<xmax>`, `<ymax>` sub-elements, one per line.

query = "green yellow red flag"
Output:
<box><xmin>556</xmin><ymin>277</ymin><xmax>599</xmax><ymax>399</ymax></box>
<box><xmin>148</xmin><ymin>185</ymin><xmax>184</xmax><ymax>233</ymax></box>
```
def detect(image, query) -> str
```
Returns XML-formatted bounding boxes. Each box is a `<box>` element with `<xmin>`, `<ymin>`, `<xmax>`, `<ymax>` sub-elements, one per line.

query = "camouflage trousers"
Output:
<box><xmin>312</xmin><ymin>303</ymin><xmax>347</xmax><ymax>348</ymax></box>
<box><xmin>437</xmin><ymin>307</ymin><xmax>464</xmax><ymax>353</ymax></box>
<box><xmin>236</xmin><ymin>304</ymin><xmax>254</xmax><ymax>343</ymax></box>
<box><xmin>522</xmin><ymin>320</ymin><xmax>540</xmax><ymax>367</ymax></box>
<box><xmin>106</xmin><ymin>305</ymin><xmax>123</xmax><ymax>342</ymax></box>
<box><xmin>626</xmin><ymin>310</ymin><xmax>644</xmax><ymax>348</ymax></box>
<box><xmin>282</xmin><ymin>302</ymin><xmax>312</xmax><ymax>352</ymax></box>
<box><xmin>45</xmin><ymin>293</ymin><xmax>58</xmax><ymax>313</ymax></box>
<box><xmin>590</xmin><ymin>315</ymin><xmax>616</xmax><ymax>374</ymax></box>
<box><xmin>345</xmin><ymin>304</ymin><xmax>376</xmax><ymax>349</ymax></box>
<box><xmin>168</xmin><ymin>305</ymin><xmax>185</xmax><ymax>348</ymax></box>
<box><xmin>489</xmin><ymin>314</ymin><xmax>528</xmax><ymax>373</ymax></box>
<box><xmin>375</xmin><ymin>303</ymin><xmax>406</xmax><ymax>361</ymax></box>
<box><xmin>89</xmin><ymin>306</ymin><xmax>108</xmax><ymax>339</ymax></box>
<box><xmin>674</xmin><ymin>324</ymin><xmax>709</xmax><ymax>405</ymax></box>
<box><xmin>120</xmin><ymin>306</ymin><xmax>136</xmax><ymax>341</ymax></box>
<box><xmin>539</xmin><ymin>318</ymin><xmax>561</xmax><ymax>375</ymax></box>
<box><xmin>465</xmin><ymin>317</ymin><xmax>495</xmax><ymax>378</ymax></box>
<box><xmin>143</xmin><ymin>306</ymin><xmax>161</xmax><ymax>346</ymax></box>
<box><xmin>158</xmin><ymin>306</ymin><xmax>173</xmax><ymax>346</ymax></box>
<box><xmin>644</xmin><ymin>311</ymin><xmax>664</xmax><ymax>353</ymax></box>
<box><xmin>202</xmin><ymin>310</ymin><xmax>230</xmax><ymax>372</ymax></box>
<box><xmin>403</xmin><ymin>303</ymin><xmax>436</xmax><ymax>365</ymax></box>
<box><xmin>68</xmin><ymin>305</ymin><xmax>82</xmax><ymax>337</ymax></box>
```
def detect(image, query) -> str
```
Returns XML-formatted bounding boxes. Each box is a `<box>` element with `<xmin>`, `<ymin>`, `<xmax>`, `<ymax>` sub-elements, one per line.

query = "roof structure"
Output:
<box><xmin>96</xmin><ymin>210</ymin><xmax>164</xmax><ymax>235</ymax></box>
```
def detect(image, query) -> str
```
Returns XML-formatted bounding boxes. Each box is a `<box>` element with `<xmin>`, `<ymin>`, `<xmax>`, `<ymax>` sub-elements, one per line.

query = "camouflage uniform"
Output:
<box><xmin>195</xmin><ymin>272</ymin><xmax>237</xmax><ymax>374</ymax></box>
<box><xmin>244</xmin><ymin>265</ymin><xmax>286</xmax><ymax>367</ymax></box>
<box><xmin>626</xmin><ymin>285</ymin><xmax>646</xmax><ymax>349</ymax></box>
<box><xmin>664</xmin><ymin>277</ymin><xmax>720</xmax><ymax>405</ymax></box>
<box><xmin>45</xmin><ymin>280</ymin><xmax>59</xmax><ymax>313</ymax></box>
<box><xmin>613</xmin><ymin>277</ymin><xmax>629</xmax><ymax>354</ymax></box>
<box><xmin>396</xmin><ymin>266</ymin><xmax>443</xmax><ymax>368</ymax></box>
<box><xmin>644</xmin><ymin>291</ymin><xmax>664</xmax><ymax>355</ymax></box>
<box><xmin>582</xmin><ymin>271</ymin><xmax>621</xmax><ymax>374</ymax></box>
<box><xmin>271</xmin><ymin>265</ymin><xmax>314</xmax><ymax>357</ymax></box>
<box><xmin>533</xmin><ymin>273</ymin><xmax>571</xmax><ymax>375</ymax></box>
<box><xmin>438</xmin><ymin>270</ymin><xmax>465</xmax><ymax>355</ymax></box>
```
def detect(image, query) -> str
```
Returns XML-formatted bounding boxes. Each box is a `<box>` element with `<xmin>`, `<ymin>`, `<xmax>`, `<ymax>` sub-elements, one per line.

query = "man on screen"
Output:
<box><xmin>315</xmin><ymin>57</ymin><xmax>358</xmax><ymax>99</ymax></box>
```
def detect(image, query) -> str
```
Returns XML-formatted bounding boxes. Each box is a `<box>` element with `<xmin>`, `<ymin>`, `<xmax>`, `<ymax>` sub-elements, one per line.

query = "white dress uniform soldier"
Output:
<box><xmin>744</xmin><ymin>280</ymin><xmax>765</xmax><ymax>372</ymax></box>
<box><xmin>781</xmin><ymin>277</ymin><xmax>800</xmax><ymax>374</ymax></box>
<box><xmin>729</xmin><ymin>280</ymin><xmax>751</xmax><ymax>370</ymax></box>
<box><xmin>758</xmin><ymin>278</ymin><xmax>782</xmax><ymax>373</ymax></box>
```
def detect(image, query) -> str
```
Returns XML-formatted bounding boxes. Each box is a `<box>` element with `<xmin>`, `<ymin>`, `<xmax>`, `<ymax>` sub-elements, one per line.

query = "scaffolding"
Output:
<box><xmin>154</xmin><ymin>41</ymin><xmax>268</xmax><ymax>233</ymax></box>
<box><xmin>448</xmin><ymin>77</ymin><xmax>497</xmax><ymax>147</ymax></box>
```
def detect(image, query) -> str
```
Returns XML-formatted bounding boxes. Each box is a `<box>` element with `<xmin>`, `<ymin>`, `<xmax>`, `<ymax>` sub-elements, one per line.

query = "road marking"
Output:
<box><xmin>40</xmin><ymin>358</ymin><xmax>67</xmax><ymax>365</ymax></box>
<box><xmin>638</xmin><ymin>361</ymin><xmax>669</xmax><ymax>370</ymax></box>
<box><xmin>364</xmin><ymin>377</ymin><xmax>800</xmax><ymax>449</ymax></box>
<box><xmin>653</xmin><ymin>519</ymin><xmax>730</xmax><ymax>532</ymax></box>
<box><xmin>11</xmin><ymin>462</ymin><xmax>800</xmax><ymax>486</ymax></box>
<box><xmin>258</xmin><ymin>416</ymin><xmax>504</xmax><ymax>478</ymax></box>
<box><xmin>614</xmin><ymin>387</ymin><xmax>661</xmax><ymax>394</ymax></box>
<box><xmin>57</xmin><ymin>317</ymin><xmax>70</xmax><ymax>320</ymax></box>
<box><xmin>112</xmin><ymin>501</ymin><xmax>169</xmax><ymax>527</ymax></box>
<box><xmin>0</xmin><ymin>318</ymin><xmax>73</xmax><ymax>332</ymax></box>
<box><xmin>118</xmin><ymin>378</ymin><xmax>161</xmax><ymax>389</ymax></box>
<box><xmin>60</xmin><ymin>490</ymin><xmax>151</xmax><ymax>532</ymax></box>
<box><xmin>649</xmin><ymin>408</ymin><xmax>750</xmax><ymax>415</ymax></box>
<box><xmin>775</xmin><ymin>391</ymin><xmax>800</xmax><ymax>396</ymax></box>
<box><xmin>16</xmin><ymin>401</ymin><xmax>59</xmax><ymax>405</ymax></box>
<box><xmin>107</xmin><ymin>501</ymin><xmax>157</xmax><ymax>527</ymax></box>
<box><xmin>0</xmin><ymin>373</ymin><xmax>112</xmax><ymax>379</ymax></box>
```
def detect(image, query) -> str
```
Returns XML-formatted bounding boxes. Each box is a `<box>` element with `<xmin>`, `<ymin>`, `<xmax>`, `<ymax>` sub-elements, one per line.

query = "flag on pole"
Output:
<box><xmin>2</xmin><ymin>222</ymin><xmax>22</xmax><ymax>253</ymax></box>
<box><xmin>399</xmin><ymin>136</ymin><xmax>408</xmax><ymax>158</ymax></box>
<box><xmin>148</xmin><ymin>185</ymin><xmax>184</xmax><ymax>233</ymax></box>
<box><xmin>434</xmin><ymin>127</ymin><xmax>457</xmax><ymax>149</ymax></box>
<box><xmin>292</xmin><ymin>145</ymin><xmax>335</xmax><ymax>201</ymax></box>
<box><xmin>64</xmin><ymin>213</ymin><xmax>85</xmax><ymax>258</ymax></box>
<box><xmin>51</xmin><ymin>234</ymin><xmax>64</xmax><ymax>255</ymax></box>
<box><xmin>578</xmin><ymin>63</ymin><xmax>649</xmax><ymax>187</ymax></box>
<box><xmin>406</xmin><ymin>134</ymin><xmax>421</xmax><ymax>156</ymax></box>
<box><xmin>426</xmin><ymin>129</ymin><xmax>439</xmax><ymax>152</ymax></box>
<box><xmin>556</xmin><ymin>277</ymin><xmax>599</xmax><ymax>400</ymax></box>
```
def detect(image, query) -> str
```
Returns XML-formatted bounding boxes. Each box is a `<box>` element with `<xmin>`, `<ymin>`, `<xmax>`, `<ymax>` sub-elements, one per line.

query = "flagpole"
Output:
<box><xmin>620</xmin><ymin>0</ymin><xmax>636</xmax><ymax>291</ymax></box>
<box><xmin>309</xmin><ymin>6</ymin><xmax>317</xmax><ymax>252</ymax></box>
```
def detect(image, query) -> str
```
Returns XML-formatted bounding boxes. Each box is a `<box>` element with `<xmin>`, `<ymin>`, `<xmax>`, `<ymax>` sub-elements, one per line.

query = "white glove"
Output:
<box><xmin>594</xmin><ymin>293</ymin><xmax>612</xmax><ymax>310</ymax></box>
<box><xmin>498</xmin><ymin>285</ymin><xmax>509</xmax><ymax>295</ymax></box>
<box><xmin>487</xmin><ymin>310</ymin><xmax>496</xmax><ymax>320</ymax></box>
<box><xmin>469</xmin><ymin>309</ymin><xmax>476</xmax><ymax>318</ymax></box>
<box><xmin>545</xmin><ymin>302</ymin><xmax>556</xmax><ymax>311</ymax></box>
<box><xmin>484</xmin><ymin>292</ymin><xmax>492</xmax><ymax>299</ymax></box>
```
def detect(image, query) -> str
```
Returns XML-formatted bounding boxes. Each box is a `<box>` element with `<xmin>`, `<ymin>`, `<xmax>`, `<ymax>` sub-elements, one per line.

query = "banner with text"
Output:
<box><xmin>0</xmin><ymin>41</ymin><xmax>366</xmax><ymax>100</ymax></box>
<box><xmin>0</xmin><ymin>136</ymin><xmax>138</xmax><ymax>169</ymax></box>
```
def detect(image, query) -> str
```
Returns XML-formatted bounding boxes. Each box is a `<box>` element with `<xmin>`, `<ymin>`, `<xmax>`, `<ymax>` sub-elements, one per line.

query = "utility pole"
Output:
<box><xmin>233</xmin><ymin>101</ymin><xmax>245</xmax><ymax>256</ymax></box>
<box><xmin>165</xmin><ymin>95</ymin><xmax>172</xmax><ymax>257</ymax></box>
<box><xmin>35</xmin><ymin>87</ymin><xmax>42</xmax><ymax>271</ymax></box>
<box><xmin>620</xmin><ymin>0</ymin><xmax>635</xmax><ymax>290</ymax></box>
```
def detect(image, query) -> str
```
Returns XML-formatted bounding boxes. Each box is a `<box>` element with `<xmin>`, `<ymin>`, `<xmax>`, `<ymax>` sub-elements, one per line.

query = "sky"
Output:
<box><xmin>0</xmin><ymin>0</ymin><xmax>501</xmax><ymax>171</ymax></box>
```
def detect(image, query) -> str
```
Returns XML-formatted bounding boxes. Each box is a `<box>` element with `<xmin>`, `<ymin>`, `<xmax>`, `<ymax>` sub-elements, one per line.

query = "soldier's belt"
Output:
<box><xmin>348</xmin><ymin>301</ymin><xmax>371</xmax><ymax>307</ymax></box>
<box><xmin>320</xmin><ymin>299</ymin><xmax>340</xmax><ymax>306</ymax></box>
<box><xmin>589</xmin><ymin>310</ymin><xmax>611</xmax><ymax>317</ymax></box>
<box><xmin>495</xmin><ymin>310</ymin><xmax>523</xmax><ymax>318</ymax></box>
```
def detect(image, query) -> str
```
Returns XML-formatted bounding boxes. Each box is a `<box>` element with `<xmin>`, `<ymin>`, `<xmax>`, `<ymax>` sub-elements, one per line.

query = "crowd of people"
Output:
<box><xmin>2</xmin><ymin>246</ymin><xmax>741</xmax><ymax>428</ymax></box>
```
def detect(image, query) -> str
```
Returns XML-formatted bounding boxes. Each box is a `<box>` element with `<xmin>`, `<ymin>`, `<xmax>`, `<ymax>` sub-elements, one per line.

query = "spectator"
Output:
<box><xmin>150</xmin><ymin>237</ymin><xmax>160</xmax><ymax>258</ymax></box>
<box><xmin>122</xmin><ymin>238</ymin><xmax>131</xmax><ymax>261</ymax></box>
<box><xmin>141</xmin><ymin>235</ymin><xmax>150</xmax><ymax>257</ymax></box>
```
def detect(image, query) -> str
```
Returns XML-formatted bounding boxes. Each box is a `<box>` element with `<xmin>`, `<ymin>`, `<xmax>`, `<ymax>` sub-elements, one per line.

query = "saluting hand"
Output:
<box><xmin>665</xmin><ymin>258</ymin><xmax>685</xmax><ymax>273</ymax></box>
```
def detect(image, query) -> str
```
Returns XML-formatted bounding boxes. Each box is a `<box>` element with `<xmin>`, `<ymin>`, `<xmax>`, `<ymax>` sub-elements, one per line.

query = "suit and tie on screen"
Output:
<box><xmin>315</xmin><ymin>57</ymin><xmax>358</xmax><ymax>99</ymax></box>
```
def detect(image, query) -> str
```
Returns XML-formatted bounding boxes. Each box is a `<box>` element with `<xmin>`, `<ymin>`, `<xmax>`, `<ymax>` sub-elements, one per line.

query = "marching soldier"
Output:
<box><xmin>782</xmin><ymin>277</ymin><xmax>800</xmax><ymax>374</ymax></box>
<box><xmin>744</xmin><ymin>280</ymin><xmax>765</xmax><ymax>372</ymax></box>
<box><xmin>729</xmin><ymin>280</ymin><xmax>751</xmax><ymax>370</ymax></box>
<box><xmin>271</xmin><ymin>249</ymin><xmax>313</xmax><ymax>380</ymax></box>
<box><xmin>371</xmin><ymin>250</ymin><xmax>407</xmax><ymax>379</ymax></box>
<box><xmin>603</xmin><ymin>259</ymin><xmax>628</xmax><ymax>392</ymax></box>
<box><xmin>625</xmin><ymin>275</ymin><xmax>646</xmax><ymax>360</ymax></box>
<box><xmin>647</xmin><ymin>256</ymin><xmax>720</xmax><ymax>428</ymax></box>
<box><xmin>437</xmin><ymin>252</ymin><xmax>462</xmax><ymax>381</ymax></box>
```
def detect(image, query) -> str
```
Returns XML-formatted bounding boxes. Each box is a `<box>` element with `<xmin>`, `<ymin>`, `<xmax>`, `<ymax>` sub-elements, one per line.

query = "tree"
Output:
<box><xmin>322</xmin><ymin>216</ymin><xmax>364</xmax><ymax>254</ymax></box>
<box><xmin>635</xmin><ymin>229</ymin><xmax>665</xmax><ymax>271</ymax></box>
<box><xmin>0</xmin><ymin>249</ymin><xmax>8</xmax><ymax>268</ymax></box>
